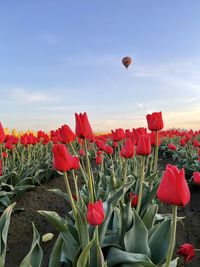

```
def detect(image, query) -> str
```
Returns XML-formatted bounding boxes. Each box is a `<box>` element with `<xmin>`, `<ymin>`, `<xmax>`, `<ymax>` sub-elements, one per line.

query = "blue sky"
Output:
<box><xmin>0</xmin><ymin>1</ymin><xmax>200</xmax><ymax>131</ymax></box>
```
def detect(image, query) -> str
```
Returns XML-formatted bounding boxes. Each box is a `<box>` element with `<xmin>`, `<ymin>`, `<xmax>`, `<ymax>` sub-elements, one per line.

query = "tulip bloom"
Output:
<box><xmin>130</xmin><ymin>192</ymin><xmax>138</xmax><ymax>207</ymax></box>
<box><xmin>177</xmin><ymin>243</ymin><xmax>195</xmax><ymax>263</ymax></box>
<box><xmin>2</xmin><ymin>151</ymin><xmax>8</xmax><ymax>159</ymax></box>
<box><xmin>96</xmin><ymin>154</ymin><xmax>103</xmax><ymax>165</ymax></box>
<box><xmin>111</xmin><ymin>128</ymin><xmax>126</xmax><ymax>142</ymax></box>
<box><xmin>149</xmin><ymin>131</ymin><xmax>161</xmax><ymax>146</ymax></box>
<box><xmin>0</xmin><ymin>122</ymin><xmax>5</xmax><ymax>144</ymax></box>
<box><xmin>167</xmin><ymin>143</ymin><xmax>177</xmax><ymax>151</ymax></box>
<box><xmin>146</xmin><ymin>111</ymin><xmax>164</xmax><ymax>131</ymax></box>
<box><xmin>136</xmin><ymin>135</ymin><xmax>151</xmax><ymax>156</ymax></box>
<box><xmin>52</xmin><ymin>144</ymin><xmax>75</xmax><ymax>172</ymax></box>
<box><xmin>157</xmin><ymin>164</ymin><xmax>190</xmax><ymax>206</ymax></box>
<box><xmin>120</xmin><ymin>139</ymin><xmax>134</xmax><ymax>158</ymax></box>
<box><xmin>59</xmin><ymin>124</ymin><xmax>76</xmax><ymax>144</ymax></box>
<box><xmin>103</xmin><ymin>145</ymin><xmax>113</xmax><ymax>155</ymax></box>
<box><xmin>87</xmin><ymin>200</ymin><xmax>105</xmax><ymax>226</ymax></box>
<box><xmin>180</xmin><ymin>139</ymin><xmax>186</xmax><ymax>146</ymax></box>
<box><xmin>193</xmin><ymin>171</ymin><xmax>200</xmax><ymax>185</ymax></box>
<box><xmin>75</xmin><ymin>112</ymin><xmax>93</xmax><ymax>140</ymax></box>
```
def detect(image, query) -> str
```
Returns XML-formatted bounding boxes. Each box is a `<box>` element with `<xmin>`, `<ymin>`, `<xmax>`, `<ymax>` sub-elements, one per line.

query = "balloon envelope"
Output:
<box><xmin>122</xmin><ymin>57</ymin><xmax>132</xmax><ymax>69</ymax></box>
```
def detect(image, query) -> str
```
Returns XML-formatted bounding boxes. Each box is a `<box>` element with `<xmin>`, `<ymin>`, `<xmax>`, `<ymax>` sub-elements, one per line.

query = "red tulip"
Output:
<box><xmin>177</xmin><ymin>243</ymin><xmax>195</xmax><ymax>263</ymax></box>
<box><xmin>120</xmin><ymin>139</ymin><xmax>134</xmax><ymax>158</ymax></box>
<box><xmin>87</xmin><ymin>200</ymin><xmax>105</xmax><ymax>226</ymax></box>
<box><xmin>72</xmin><ymin>157</ymin><xmax>80</xmax><ymax>170</ymax></box>
<box><xmin>149</xmin><ymin>131</ymin><xmax>161</xmax><ymax>146</ymax></box>
<box><xmin>96</xmin><ymin>154</ymin><xmax>103</xmax><ymax>165</ymax></box>
<box><xmin>167</xmin><ymin>143</ymin><xmax>177</xmax><ymax>151</ymax></box>
<box><xmin>52</xmin><ymin>144</ymin><xmax>75</xmax><ymax>172</ymax></box>
<box><xmin>130</xmin><ymin>192</ymin><xmax>138</xmax><ymax>207</ymax></box>
<box><xmin>75</xmin><ymin>112</ymin><xmax>93</xmax><ymax>140</ymax></box>
<box><xmin>193</xmin><ymin>171</ymin><xmax>200</xmax><ymax>185</ymax></box>
<box><xmin>136</xmin><ymin>135</ymin><xmax>151</xmax><ymax>156</ymax></box>
<box><xmin>2</xmin><ymin>151</ymin><xmax>8</xmax><ymax>159</ymax></box>
<box><xmin>5</xmin><ymin>140</ymin><xmax>14</xmax><ymax>150</ymax></box>
<box><xmin>157</xmin><ymin>164</ymin><xmax>190</xmax><ymax>206</ymax></box>
<box><xmin>59</xmin><ymin>124</ymin><xmax>76</xmax><ymax>144</ymax></box>
<box><xmin>193</xmin><ymin>139</ymin><xmax>200</xmax><ymax>148</ymax></box>
<box><xmin>146</xmin><ymin>112</ymin><xmax>164</xmax><ymax>131</ymax></box>
<box><xmin>111</xmin><ymin>128</ymin><xmax>126</xmax><ymax>142</ymax></box>
<box><xmin>180</xmin><ymin>139</ymin><xmax>186</xmax><ymax>146</ymax></box>
<box><xmin>0</xmin><ymin>122</ymin><xmax>5</xmax><ymax>144</ymax></box>
<box><xmin>103</xmin><ymin>145</ymin><xmax>113</xmax><ymax>155</ymax></box>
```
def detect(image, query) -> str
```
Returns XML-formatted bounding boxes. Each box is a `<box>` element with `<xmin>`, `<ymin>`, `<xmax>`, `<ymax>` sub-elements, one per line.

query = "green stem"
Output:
<box><xmin>84</xmin><ymin>139</ymin><xmax>94</xmax><ymax>202</ymax></box>
<box><xmin>165</xmin><ymin>205</ymin><xmax>177</xmax><ymax>267</ymax></box>
<box><xmin>63</xmin><ymin>172</ymin><xmax>77</xmax><ymax>218</ymax></box>
<box><xmin>154</xmin><ymin>131</ymin><xmax>159</xmax><ymax>173</ymax></box>
<box><xmin>136</xmin><ymin>156</ymin><xmax>145</xmax><ymax>213</ymax></box>
<box><xmin>0</xmin><ymin>144</ymin><xmax>3</xmax><ymax>167</ymax></box>
<box><xmin>95</xmin><ymin>226</ymin><xmax>100</xmax><ymax>266</ymax></box>
<box><xmin>72</xmin><ymin>170</ymin><xmax>79</xmax><ymax>203</ymax></box>
<box><xmin>123</xmin><ymin>159</ymin><xmax>128</xmax><ymax>184</ymax></box>
<box><xmin>110</xmin><ymin>154</ymin><xmax>116</xmax><ymax>188</ymax></box>
<box><xmin>69</xmin><ymin>142</ymin><xmax>87</xmax><ymax>184</ymax></box>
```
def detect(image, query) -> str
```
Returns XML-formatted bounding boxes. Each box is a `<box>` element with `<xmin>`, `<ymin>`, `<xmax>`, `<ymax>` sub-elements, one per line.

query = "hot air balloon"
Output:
<box><xmin>122</xmin><ymin>56</ymin><xmax>132</xmax><ymax>69</ymax></box>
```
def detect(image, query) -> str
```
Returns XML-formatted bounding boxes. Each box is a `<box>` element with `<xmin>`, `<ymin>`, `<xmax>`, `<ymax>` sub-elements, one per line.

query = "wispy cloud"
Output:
<box><xmin>9</xmin><ymin>88</ymin><xmax>60</xmax><ymax>104</ymax></box>
<box><xmin>132</xmin><ymin>59</ymin><xmax>200</xmax><ymax>93</ymax></box>
<box><xmin>186</xmin><ymin>95</ymin><xmax>200</xmax><ymax>103</ymax></box>
<box><xmin>136</xmin><ymin>102</ymin><xmax>143</xmax><ymax>108</ymax></box>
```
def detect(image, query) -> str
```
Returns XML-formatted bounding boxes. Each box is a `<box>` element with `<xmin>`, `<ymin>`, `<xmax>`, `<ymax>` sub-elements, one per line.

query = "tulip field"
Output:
<box><xmin>0</xmin><ymin>112</ymin><xmax>200</xmax><ymax>267</ymax></box>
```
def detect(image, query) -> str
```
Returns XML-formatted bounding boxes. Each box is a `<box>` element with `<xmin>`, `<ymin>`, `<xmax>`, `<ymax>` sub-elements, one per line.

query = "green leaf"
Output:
<box><xmin>76</xmin><ymin>205</ymin><xmax>89</xmax><ymax>250</ymax></box>
<box><xmin>38</xmin><ymin>210</ymin><xmax>79</xmax><ymax>262</ymax></box>
<box><xmin>149</xmin><ymin>219</ymin><xmax>171</xmax><ymax>265</ymax></box>
<box><xmin>48</xmin><ymin>234</ymin><xmax>63</xmax><ymax>267</ymax></box>
<box><xmin>106</xmin><ymin>247</ymin><xmax>156</xmax><ymax>267</ymax></box>
<box><xmin>19</xmin><ymin>223</ymin><xmax>43</xmax><ymax>267</ymax></box>
<box><xmin>124</xmin><ymin>208</ymin><xmax>151</xmax><ymax>257</ymax></box>
<box><xmin>47</xmin><ymin>189</ymin><xmax>69</xmax><ymax>202</ymax></box>
<box><xmin>161</xmin><ymin>257</ymin><xmax>179</xmax><ymax>267</ymax></box>
<box><xmin>76</xmin><ymin>238</ymin><xmax>95</xmax><ymax>267</ymax></box>
<box><xmin>142</xmin><ymin>204</ymin><xmax>158</xmax><ymax>229</ymax></box>
<box><xmin>0</xmin><ymin>202</ymin><xmax>16</xmax><ymax>267</ymax></box>
<box><xmin>38</xmin><ymin>210</ymin><xmax>67</xmax><ymax>232</ymax></box>
<box><xmin>99</xmin><ymin>182</ymin><xmax>133</xmax><ymax>244</ymax></box>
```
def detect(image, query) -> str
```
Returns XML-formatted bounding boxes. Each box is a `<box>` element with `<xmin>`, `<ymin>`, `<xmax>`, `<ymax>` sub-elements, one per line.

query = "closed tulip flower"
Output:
<box><xmin>177</xmin><ymin>243</ymin><xmax>195</xmax><ymax>263</ymax></box>
<box><xmin>59</xmin><ymin>124</ymin><xmax>76</xmax><ymax>144</ymax></box>
<box><xmin>120</xmin><ymin>138</ymin><xmax>134</xmax><ymax>158</ymax></box>
<box><xmin>0</xmin><ymin>122</ymin><xmax>5</xmax><ymax>144</ymax></box>
<box><xmin>87</xmin><ymin>200</ymin><xmax>105</xmax><ymax>226</ymax></box>
<box><xmin>167</xmin><ymin>143</ymin><xmax>177</xmax><ymax>151</ymax></box>
<box><xmin>136</xmin><ymin>135</ymin><xmax>151</xmax><ymax>156</ymax></box>
<box><xmin>104</xmin><ymin>145</ymin><xmax>113</xmax><ymax>155</ymax></box>
<box><xmin>96</xmin><ymin>154</ymin><xmax>103</xmax><ymax>165</ymax></box>
<box><xmin>193</xmin><ymin>171</ymin><xmax>200</xmax><ymax>185</ymax></box>
<box><xmin>149</xmin><ymin>131</ymin><xmax>161</xmax><ymax>146</ymax></box>
<box><xmin>130</xmin><ymin>192</ymin><xmax>138</xmax><ymax>207</ymax></box>
<box><xmin>157</xmin><ymin>164</ymin><xmax>190</xmax><ymax>206</ymax></box>
<box><xmin>52</xmin><ymin>144</ymin><xmax>74</xmax><ymax>172</ymax></box>
<box><xmin>146</xmin><ymin>111</ymin><xmax>164</xmax><ymax>131</ymax></box>
<box><xmin>75</xmin><ymin>112</ymin><xmax>93</xmax><ymax>140</ymax></box>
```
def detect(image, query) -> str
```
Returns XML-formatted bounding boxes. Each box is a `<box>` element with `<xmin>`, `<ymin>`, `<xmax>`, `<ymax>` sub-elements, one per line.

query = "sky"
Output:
<box><xmin>0</xmin><ymin>1</ymin><xmax>200</xmax><ymax>132</ymax></box>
